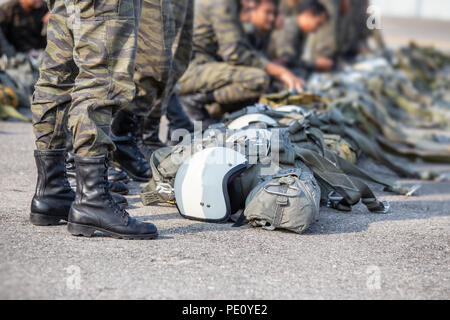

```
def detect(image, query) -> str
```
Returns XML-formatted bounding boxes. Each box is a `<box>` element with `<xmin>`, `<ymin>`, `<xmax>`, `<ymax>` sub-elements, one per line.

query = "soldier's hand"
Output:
<box><xmin>279</xmin><ymin>70</ymin><xmax>305</xmax><ymax>93</ymax></box>
<box><xmin>265</xmin><ymin>63</ymin><xmax>304</xmax><ymax>92</ymax></box>
<box><xmin>315</xmin><ymin>57</ymin><xmax>334</xmax><ymax>71</ymax></box>
<box><xmin>42</xmin><ymin>12</ymin><xmax>50</xmax><ymax>24</ymax></box>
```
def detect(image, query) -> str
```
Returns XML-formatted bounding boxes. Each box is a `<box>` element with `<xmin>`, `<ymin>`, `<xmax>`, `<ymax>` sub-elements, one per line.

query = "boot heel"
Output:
<box><xmin>67</xmin><ymin>222</ymin><xmax>96</xmax><ymax>237</ymax></box>
<box><xmin>30</xmin><ymin>213</ymin><xmax>62</xmax><ymax>226</ymax></box>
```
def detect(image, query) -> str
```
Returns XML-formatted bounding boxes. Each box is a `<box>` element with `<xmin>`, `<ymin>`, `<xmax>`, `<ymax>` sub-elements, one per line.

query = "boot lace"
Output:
<box><xmin>102</xmin><ymin>158</ymin><xmax>129</xmax><ymax>222</ymax></box>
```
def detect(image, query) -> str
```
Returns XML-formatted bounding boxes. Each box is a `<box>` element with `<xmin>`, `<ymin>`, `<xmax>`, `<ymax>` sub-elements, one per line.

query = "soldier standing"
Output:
<box><xmin>109</xmin><ymin>0</ymin><xmax>195</xmax><ymax>168</ymax></box>
<box><xmin>30</xmin><ymin>0</ymin><xmax>158</xmax><ymax>239</ymax></box>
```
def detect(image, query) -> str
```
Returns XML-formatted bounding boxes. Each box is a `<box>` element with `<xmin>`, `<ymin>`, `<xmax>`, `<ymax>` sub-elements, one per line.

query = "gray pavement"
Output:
<box><xmin>0</xmin><ymin>121</ymin><xmax>449</xmax><ymax>300</ymax></box>
<box><xmin>382</xmin><ymin>17</ymin><xmax>450</xmax><ymax>51</ymax></box>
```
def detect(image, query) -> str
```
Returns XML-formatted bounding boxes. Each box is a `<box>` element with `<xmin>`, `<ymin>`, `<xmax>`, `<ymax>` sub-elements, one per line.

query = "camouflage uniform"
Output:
<box><xmin>304</xmin><ymin>0</ymin><xmax>339</xmax><ymax>61</ymax></box>
<box><xmin>271</xmin><ymin>15</ymin><xmax>316</xmax><ymax>71</ymax></box>
<box><xmin>306</xmin><ymin>0</ymin><xmax>370</xmax><ymax>62</ymax></box>
<box><xmin>32</xmin><ymin>0</ymin><xmax>142</xmax><ymax>157</ymax></box>
<box><xmin>279</xmin><ymin>0</ymin><xmax>304</xmax><ymax>16</ymax></box>
<box><xmin>178</xmin><ymin>0</ymin><xmax>270</xmax><ymax>106</ymax></box>
<box><xmin>338</xmin><ymin>0</ymin><xmax>369</xmax><ymax>58</ymax></box>
<box><xmin>243</xmin><ymin>21</ymin><xmax>271</xmax><ymax>57</ymax></box>
<box><xmin>130</xmin><ymin>0</ymin><xmax>193</xmax><ymax>120</ymax></box>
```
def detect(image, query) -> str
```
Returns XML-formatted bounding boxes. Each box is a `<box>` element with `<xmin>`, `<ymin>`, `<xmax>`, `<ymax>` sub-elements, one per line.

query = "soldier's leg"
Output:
<box><xmin>66</xmin><ymin>0</ymin><xmax>157</xmax><ymax>240</ymax></box>
<box><xmin>32</xmin><ymin>0</ymin><xmax>76</xmax><ymax>151</ymax></box>
<box><xmin>109</xmin><ymin>0</ymin><xmax>173</xmax><ymax>176</ymax></box>
<box><xmin>130</xmin><ymin>0</ymin><xmax>175</xmax><ymax>118</ymax></box>
<box><xmin>168</xmin><ymin>0</ymin><xmax>193</xmax><ymax>85</ymax></box>
<box><xmin>134</xmin><ymin>0</ymin><xmax>175</xmax><ymax>144</ymax></box>
<box><xmin>212</xmin><ymin>66</ymin><xmax>270</xmax><ymax>109</ymax></box>
<box><xmin>178</xmin><ymin>62</ymin><xmax>270</xmax><ymax>122</ymax></box>
<box><xmin>163</xmin><ymin>0</ymin><xmax>194</xmax><ymax>142</ymax></box>
<box><xmin>138</xmin><ymin>0</ymin><xmax>194</xmax><ymax>156</ymax></box>
<box><xmin>166</xmin><ymin>93</ymin><xmax>193</xmax><ymax>145</ymax></box>
<box><xmin>68</xmin><ymin>0</ymin><xmax>142</xmax><ymax>157</ymax></box>
<box><xmin>30</xmin><ymin>0</ymin><xmax>76</xmax><ymax>226</ymax></box>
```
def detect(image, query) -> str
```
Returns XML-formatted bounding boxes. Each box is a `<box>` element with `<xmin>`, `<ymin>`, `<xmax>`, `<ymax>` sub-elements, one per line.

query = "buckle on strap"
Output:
<box><xmin>263</xmin><ymin>181</ymin><xmax>301</xmax><ymax>198</ymax></box>
<box><xmin>369</xmin><ymin>200</ymin><xmax>390</xmax><ymax>214</ymax></box>
<box><xmin>255</xmin><ymin>220</ymin><xmax>276</xmax><ymax>231</ymax></box>
<box><xmin>327</xmin><ymin>191</ymin><xmax>344</xmax><ymax>209</ymax></box>
<box><xmin>155</xmin><ymin>183</ymin><xmax>175</xmax><ymax>201</ymax></box>
<box><xmin>140</xmin><ymin>183</ymin><xmax>175</xmax><ymax>206</ymax></box>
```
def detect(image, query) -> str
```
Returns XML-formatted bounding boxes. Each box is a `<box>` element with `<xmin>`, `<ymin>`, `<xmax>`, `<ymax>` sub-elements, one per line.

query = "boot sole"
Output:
<box><xmin>110</xmin><ymin>161</ymin><xmax>150</xmax><ymax>182</ymax></box>
<box><xmin>67</xmin><ymin>222</ymin><xmax>158</xmax><ymax>240</ymax></box>
<box><xmin>111</xmin><ymin>190</ymin><xmax>129</xmax><ymax>195</ymax></box>
<box><xmin>118</xmin><ymin>202</ymin><xmax>128</xmax><ymax>209</ymax></box>
<box><xmin>30</xmin><ymin>213</ymin><xmax>67</xmax><ymax>226</ymax></box>
<box><xmin>109</xmin><ymin>176</ymin><xmax>130</xmax><ymax>184</ymax></box>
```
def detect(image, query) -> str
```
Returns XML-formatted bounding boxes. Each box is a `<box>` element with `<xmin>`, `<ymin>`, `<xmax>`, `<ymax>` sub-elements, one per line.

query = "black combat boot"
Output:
<box><xmin>179</xmin><ymin>92</ymin><xmax>219</xmax><ymax>130</ymax></box>
<box><xmin>30</xmin><ymin>149</ymin><xmax>75</xmax><ymax>226</ymax></box>
<box><xmin>66</xmin><ymin>153</ymin><xmax>129</xmax><ymax>208</ymax></box>
<box><xmin>110</xmin><ymin>110</ymin><xmax>151</xmax><ymax>182</ymax></box>
<box><xmin>108</xmin><ymin>181</ymin><xmax>129</xmax><ymax>195</ymax></box>
<box><xmin>166</xmin><ymin>93</ymin><xmax>194</xmax><ymax>145</ymax></box>
<box><xmin>110</xmin><ymin>134</ymin><xmax>152</xmax><ymax>181</ymax></box>
<box><xmin>138</xmin><ymin>116</ymin><xmax>167</xmax><ymax>160</ymax></box>
<box><xmin>108</xmin><ymin>167</ymin><xmax>129</xmax><ymax>184</ymax></box>
<box><xmin>68</xmin><ymin>155</ymin><xmax>158</xmax><ymax>240</ymax></box>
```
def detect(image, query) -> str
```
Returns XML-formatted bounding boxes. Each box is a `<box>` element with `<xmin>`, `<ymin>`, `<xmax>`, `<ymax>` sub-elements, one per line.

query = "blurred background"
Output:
<box><xmin>0</xmin><ymin>0</ymin><xmax>448</xmax><ymax>51</ymax></box>
<box><xmin>372</xmin><ymin>0</ymin><xmax>450</xmax><ymax>51</ymax></box>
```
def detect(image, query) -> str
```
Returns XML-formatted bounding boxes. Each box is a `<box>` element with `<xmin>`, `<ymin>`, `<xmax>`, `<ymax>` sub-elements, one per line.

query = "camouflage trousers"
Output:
<box><xmin>32</xmin><ymin>0</ymin><xmax>142</xmax><ymax>156</ymax></box>
<box><xmin>128</xmin><ymin>0</ymin><xmax>193</xmax><ymax>121</ymax></box>
<box><xmin>178</xmin><ymin>62</ymin><xmax>270</xmax><ymax>105</ymax></box>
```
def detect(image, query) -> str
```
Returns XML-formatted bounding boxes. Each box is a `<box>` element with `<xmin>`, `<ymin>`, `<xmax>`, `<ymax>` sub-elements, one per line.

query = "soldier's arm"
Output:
<box><xmin>211</xmin><ymin>0</ymin><xmax>269</xmax><ymax>69</ymax></box>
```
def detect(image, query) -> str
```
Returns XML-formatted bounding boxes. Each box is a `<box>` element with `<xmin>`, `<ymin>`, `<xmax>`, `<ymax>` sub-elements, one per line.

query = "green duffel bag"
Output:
<box><xmin>243</xmin><ymin>165</ymin><xmax>321</xmax><ymax>234</ymax></box>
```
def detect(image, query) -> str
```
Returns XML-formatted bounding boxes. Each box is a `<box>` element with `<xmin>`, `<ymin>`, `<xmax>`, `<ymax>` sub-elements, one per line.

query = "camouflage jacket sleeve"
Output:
<box><xmin>211</xmin><ymin>0</ymin><xmax>269</xmax><ymax>69</ymax></box>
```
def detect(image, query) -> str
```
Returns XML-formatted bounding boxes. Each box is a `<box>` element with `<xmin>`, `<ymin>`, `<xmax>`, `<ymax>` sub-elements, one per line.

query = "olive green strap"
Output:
<box><xmin>293</xmin><ymin>145</ymin><xmax>389</xmax><ymax>213</ymax></box>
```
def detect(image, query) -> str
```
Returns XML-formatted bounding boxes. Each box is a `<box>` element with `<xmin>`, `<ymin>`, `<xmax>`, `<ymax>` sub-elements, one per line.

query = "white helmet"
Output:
<box><xmin>228</xmin><ymin>114</ymin><xmax>278</xmax><ymax>130</ymax></box>
<box><xmin>174</xmin><ymin>147</ymin><xmax>248</xmax><ymax>222</ymax></box>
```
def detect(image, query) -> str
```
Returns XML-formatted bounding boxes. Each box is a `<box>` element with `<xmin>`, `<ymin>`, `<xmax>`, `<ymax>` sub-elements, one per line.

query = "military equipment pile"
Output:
<box><xmin>140</xmin><ymin>42</ymin><xmax>450</xmax><ymax>234</ymax></box>
<box><xmin>0</xmin><ymin>52</ymin><xmax>40</xmax><ymax>122</ymax></box>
